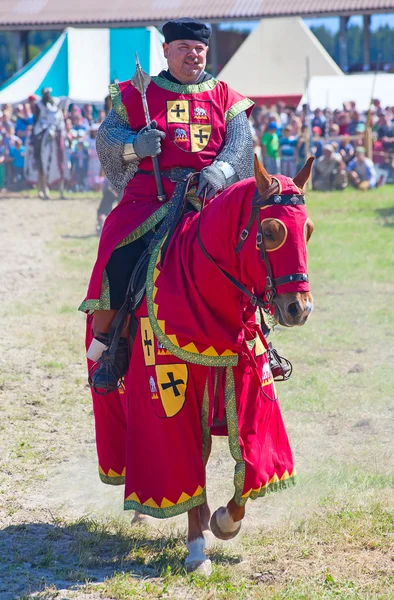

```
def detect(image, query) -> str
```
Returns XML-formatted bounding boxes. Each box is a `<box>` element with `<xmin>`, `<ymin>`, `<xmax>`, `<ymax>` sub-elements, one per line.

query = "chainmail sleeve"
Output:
<box><xmin>96</xmin><ymin>109</ymin><xmax>140</xmax><ymax>193</ymax></box>
<box><xmin>215</xmin><ymin>111</ymin><xmax>254</xmax><ymax>187</ymax></box>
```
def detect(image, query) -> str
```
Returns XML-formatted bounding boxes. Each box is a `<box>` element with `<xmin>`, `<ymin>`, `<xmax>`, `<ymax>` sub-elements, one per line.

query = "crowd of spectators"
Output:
<box><xmin>250</xmin><ymin>99</ymin><xmax>394</xmax><ymax>191</ymax></box>
<box><xmin>0</xmin><ymin>97</ymin><xmax>107</xmax><ymax>192</ymax></box>
<box><xmin>1</xmin><ymin>96</ymin><xmax>394</xmax><ymax>194</ymax></box>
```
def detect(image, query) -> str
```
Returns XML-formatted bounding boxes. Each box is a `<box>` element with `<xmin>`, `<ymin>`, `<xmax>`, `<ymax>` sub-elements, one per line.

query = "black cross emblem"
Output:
<box><xmin>171</xmin><ymin>104</ymin><xmax>186</xmax><ymax>118</ymax></box>
<box><xmin>194</xmin><ymin>128</ymin><xmax>209</xmax><ymax>144</ymax></box>
<box><xmin>161</xmin><ymin>371</ymin><xmax>185</xmax><ymax>397</ymax></box>
<box><xmin>143</xmin><ymin>329</ymin><xmax>152</xmax><ymax>356</ymax></box>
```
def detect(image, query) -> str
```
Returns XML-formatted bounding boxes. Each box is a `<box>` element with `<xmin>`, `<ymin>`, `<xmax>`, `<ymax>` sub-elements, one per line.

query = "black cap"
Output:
<box><xmin>162</xmin><ymin>18</ymin><xmax>211</xmax><ymax>46</ymax></box>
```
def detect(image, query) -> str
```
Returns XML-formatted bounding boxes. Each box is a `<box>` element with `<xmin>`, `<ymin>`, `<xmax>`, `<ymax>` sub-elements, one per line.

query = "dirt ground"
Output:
<box><xmin>0</xmin><ymin>192</ymin><xmax>393</xmax><ymax>599</ymax></box>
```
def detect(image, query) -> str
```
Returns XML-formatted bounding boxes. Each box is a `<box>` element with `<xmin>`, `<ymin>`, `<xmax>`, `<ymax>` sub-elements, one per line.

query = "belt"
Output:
<box><xmin>137</xmin><ymin>167</ymin><xmax>199</xmax><ymax>184</ymax></box>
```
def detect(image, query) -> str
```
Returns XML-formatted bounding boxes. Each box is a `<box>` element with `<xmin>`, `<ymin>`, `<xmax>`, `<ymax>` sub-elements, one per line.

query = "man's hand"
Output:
<box><xmin>197</xmin><ymin>163</ymin><xmax>226</xmax><ymax>199</ymax></box>
<box><xmin>133</xmin><ymin>120</ymin><xmax>166</xmax><ymax>159</ymax></box>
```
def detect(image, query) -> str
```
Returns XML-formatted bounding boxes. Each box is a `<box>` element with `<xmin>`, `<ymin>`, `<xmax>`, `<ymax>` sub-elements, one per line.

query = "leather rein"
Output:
<box><xmin>197</xmin><ymin>180</ymin><xmax>309</xmax><ymax>316</ymax></box>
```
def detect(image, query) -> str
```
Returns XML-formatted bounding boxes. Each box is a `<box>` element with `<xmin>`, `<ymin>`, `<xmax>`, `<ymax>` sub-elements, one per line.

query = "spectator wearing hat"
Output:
<box><xmin>313</xmin><ymin>144</ymin><xmax>348</xmax><ymax>191</ymax></box>
<box><xmin>261</xmin><ymin>122</ymin><xmax>279</xmax><ymax>174</ymax></box>
<box><xmin>347</xmin><ymin>147</ymin><xmax>376</xmax><ymax>190</ymax></box>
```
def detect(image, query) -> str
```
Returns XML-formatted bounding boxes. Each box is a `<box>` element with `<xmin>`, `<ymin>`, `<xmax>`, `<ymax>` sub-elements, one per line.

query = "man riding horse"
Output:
<box><xmin>24</xmin><ymin>87</ymin><xmax>67</xmax><ymax>199</ymax></box>
<box><xmin>79</xmin><ymin>18</ymin><xmax>316</xmax><ymax>576</ymax></box>
<box><xmin>80</xmin><ymin>17</ymin><xmax>254</xmax><ymax>388</ymax></box>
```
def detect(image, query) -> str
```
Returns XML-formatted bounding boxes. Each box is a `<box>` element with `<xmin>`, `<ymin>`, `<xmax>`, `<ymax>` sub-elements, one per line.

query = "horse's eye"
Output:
<box><xmin>264</xmin><ymin>229</ymin><xmax>274</xmax><ymax>240</ymax></box>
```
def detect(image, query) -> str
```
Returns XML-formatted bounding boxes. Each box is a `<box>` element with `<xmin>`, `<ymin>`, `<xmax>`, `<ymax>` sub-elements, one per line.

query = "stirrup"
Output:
<box><xmin>268</xmin><ymin>343</ymin><xmax>292</xmax><ymax>381</ymax></box>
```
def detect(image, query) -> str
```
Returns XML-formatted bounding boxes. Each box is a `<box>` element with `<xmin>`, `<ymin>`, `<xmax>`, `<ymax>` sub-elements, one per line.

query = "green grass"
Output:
<box><xmin>1</xmin><ymin>188</ymin><xmax>394</xmax><ymax>599</ymax></box>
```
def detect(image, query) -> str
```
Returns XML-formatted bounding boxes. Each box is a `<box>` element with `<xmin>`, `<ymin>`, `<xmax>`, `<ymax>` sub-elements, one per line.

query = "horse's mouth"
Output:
<box><xmin>274</xmin><ymin>294</ymin><xmax>313</xmax><ymax>327</ymax></box>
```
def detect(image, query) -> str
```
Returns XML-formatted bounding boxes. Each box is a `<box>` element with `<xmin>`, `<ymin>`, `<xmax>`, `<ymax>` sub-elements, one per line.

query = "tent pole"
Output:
<box><xmin>22</xmin><ymin>31</ymin><xmax>29</xmax><ymax>65</ymax></box>
<box><xmin>209</xmin><ymin>24</ymin><xmax>219</xmax><ymax>77</ymax></box>
<box><xmin>339</xmin><ymin>16</ymin><xmax>349</xmax><ymax>72</ymax></box>
<box><xmin>305</xmin><ymin>56</ymin><xmax>313</xmax><ymax>190</ymax></box>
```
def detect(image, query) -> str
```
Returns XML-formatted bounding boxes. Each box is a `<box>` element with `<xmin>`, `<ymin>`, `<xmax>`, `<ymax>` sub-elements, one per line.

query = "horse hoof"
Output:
<box><xmin>131</xmin><ymin>511</ymin><xmax>150</xmax><ymax>526</ymax></box>
<box><xmin>210</xmin><ymin>507</ymin><xmax>242</xmax><ymax>541</ymax></box>
<box><xmin>185</xmin><ymin>558</ymin><xmax>212</xmax><ymax>576</ymax></box>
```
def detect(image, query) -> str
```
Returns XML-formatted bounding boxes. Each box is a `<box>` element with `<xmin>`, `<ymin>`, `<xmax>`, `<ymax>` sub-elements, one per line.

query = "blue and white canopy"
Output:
<box><xmin>0</xmin><ymin>27</ymin><xmax>167</xmax><ymax>104</ymax></box>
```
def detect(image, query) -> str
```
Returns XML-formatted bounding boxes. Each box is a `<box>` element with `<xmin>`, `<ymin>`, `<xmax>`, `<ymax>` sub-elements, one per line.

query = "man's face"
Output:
<box><xmin>163</xmin><ymin>39</ymin><xmax>208</xmax><ymax>83</ymax></box>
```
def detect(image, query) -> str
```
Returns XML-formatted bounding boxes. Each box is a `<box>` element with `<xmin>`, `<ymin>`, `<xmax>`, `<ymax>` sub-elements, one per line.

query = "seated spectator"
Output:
<box><xmin>9</xmin><ymin>137</ymin><xmax>25</xmax><ymax>190</ymax></box>
<box><xmin>313</xmin><ymin>144</ymin><xmax>348</xmax><ymax>191</ymax></box>
<box><xmin>261</xmin><ymin>122</ymin><xmax>279</xmax><ymax>174</ymax></box>
<box><xmin>339</xmin><ymin>135</ymin><xmax>355</xmax><ymax>164</ymax></box>
<box><xmin>71</xmin><ymin>140</ymin><xmax>89</xmax><ymax>191</ymax></box>
<box><xmin>347</xmin><ymin>146</ymin><xmax>376</xmax><ymax>190</ymax></box>
<box><xmin>279</xmin><ymin>126</ymin><xmax>298</xmax><ymax>178</ymax></box>
<box><xmin>376</xmin><ymin>113</ymin><xmax>394</xmax><ymax>152</ymax></box>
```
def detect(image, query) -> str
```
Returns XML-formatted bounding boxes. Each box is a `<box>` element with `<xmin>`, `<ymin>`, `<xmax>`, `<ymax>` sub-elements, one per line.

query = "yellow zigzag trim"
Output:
<box><xmin>99</xmin><ymin>466</ymin><xmax>125</xmax><ymax>478</ymax></box>
<box><xmin>241</xmin><ymin>470</ymin><xmax>295</xmax><ymax>498</ymax></box>
<box><xmin>126</xmin><ymin>485</ymin><xmax>204</xmax><ymax>507</ymax></box>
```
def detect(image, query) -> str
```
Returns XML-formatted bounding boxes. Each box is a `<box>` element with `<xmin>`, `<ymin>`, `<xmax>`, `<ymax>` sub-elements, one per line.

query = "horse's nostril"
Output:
<box><xmin>288</xmin><ymin>301</ymin><xmax>301</xmax><ymax>317</ymax></box>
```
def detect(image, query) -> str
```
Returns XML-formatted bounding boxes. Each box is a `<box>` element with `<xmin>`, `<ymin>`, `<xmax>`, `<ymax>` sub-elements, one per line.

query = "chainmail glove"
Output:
<box><xmin>133</xmin><ymin>120</ymin><xmax>166</xmax><ymax>159</ymax></box>
<box><xmin>197</xmin><ymin>163</ymin><xmax>227</xmax><ymax>200</ymax></box>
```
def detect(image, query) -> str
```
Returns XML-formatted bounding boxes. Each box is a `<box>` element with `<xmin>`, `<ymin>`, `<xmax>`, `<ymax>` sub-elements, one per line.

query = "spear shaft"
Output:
<box><xmin>131</xmin><ymin>54</ymin><xmax>166</xmax><ymax>202</ymax></box>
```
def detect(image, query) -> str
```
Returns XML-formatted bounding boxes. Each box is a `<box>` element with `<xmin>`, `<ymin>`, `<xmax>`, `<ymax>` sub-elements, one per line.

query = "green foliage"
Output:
<box><xmin>311</xmin><ymin>24</ymin><xmax>394</xmax><ymax>68</ymax></box>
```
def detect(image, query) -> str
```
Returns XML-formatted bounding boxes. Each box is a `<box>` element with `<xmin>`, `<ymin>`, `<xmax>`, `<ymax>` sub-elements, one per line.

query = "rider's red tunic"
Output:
<box><xmin>79</xmin><ymin>77</ymin><xmax>253</xmax><ymax>313</ymax></box>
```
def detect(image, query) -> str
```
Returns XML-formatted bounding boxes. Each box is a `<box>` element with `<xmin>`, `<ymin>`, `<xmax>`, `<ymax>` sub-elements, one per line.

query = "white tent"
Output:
<box><xmin>218</xmin><ymin>17</ymin><xmax>343</xmax><ymax>104</ymax></box>
<box><xmin>0</xmin><ymin>27</ymin><xmax>167</xmax><ymax>105</ymax></box>
<box><xmin>299</xmin><ymin>73</ymin><xmax>394</xmax><ymax>111</ymax></box>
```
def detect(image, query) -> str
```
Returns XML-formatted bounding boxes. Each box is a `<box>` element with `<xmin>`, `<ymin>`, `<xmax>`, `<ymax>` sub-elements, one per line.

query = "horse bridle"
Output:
<box><xmin>197</xmin><ymin>179</ymin><xmax>309</xmax><ymax>315</ymax></box>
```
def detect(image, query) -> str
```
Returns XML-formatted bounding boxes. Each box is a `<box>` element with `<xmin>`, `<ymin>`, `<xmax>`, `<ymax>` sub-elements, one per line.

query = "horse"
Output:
<box><xmin>24</xmin><ymin>101</ymin><xmax>67</xmax><ymax>199</ymax></box>
<box><xmin>86</xmin><ymin>156</ymin><xmax>315</xmax><ymax>575</ymax></box>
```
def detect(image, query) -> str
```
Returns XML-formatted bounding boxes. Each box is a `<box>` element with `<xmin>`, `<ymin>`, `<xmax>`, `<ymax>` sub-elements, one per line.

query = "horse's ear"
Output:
<box><xmin>293</xmin><ymin>156</ymin><xmax>315</xmax><ymax>191</ymax></box>
<box><xmin>254</xmin><ymin>154</ymin><xmax>272</xmax><ymax>194</ymax></box>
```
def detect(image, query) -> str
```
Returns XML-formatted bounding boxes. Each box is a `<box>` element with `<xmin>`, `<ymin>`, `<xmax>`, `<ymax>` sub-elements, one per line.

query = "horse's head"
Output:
<box><xmin>251</xmin><ymin>156</ymin><xmax>314</xmax><ymax>327</ymax></box>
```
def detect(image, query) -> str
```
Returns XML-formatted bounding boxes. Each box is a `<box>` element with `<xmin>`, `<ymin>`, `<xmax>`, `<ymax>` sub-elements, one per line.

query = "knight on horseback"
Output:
<box><xmin>80</xmin><ymin>18</ymin><xmax>316</xmax><ymax>576</ymax></box>
<box><xmin>24</xmin><ymin>87</ymin><xmax>67</xmax><ymax>199</ymax></box>
<box><xmin>81</xmin><ymin>17</ymin><xmax>255</xmax><ymax>391</ymax></box>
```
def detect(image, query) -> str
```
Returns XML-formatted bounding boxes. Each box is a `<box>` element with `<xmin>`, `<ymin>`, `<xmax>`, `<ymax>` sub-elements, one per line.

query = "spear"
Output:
<box><xmin>131</xmin><ymin>53</ymin><xmax>166</xmax><ymax>202</ymax></box>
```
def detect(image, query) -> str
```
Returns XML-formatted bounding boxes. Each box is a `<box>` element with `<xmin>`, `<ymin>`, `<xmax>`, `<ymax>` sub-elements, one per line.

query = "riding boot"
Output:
<box><xmin>89</xmin><ymin>333</ymin><xmax>130</xmax><ymax>393</ymax></box>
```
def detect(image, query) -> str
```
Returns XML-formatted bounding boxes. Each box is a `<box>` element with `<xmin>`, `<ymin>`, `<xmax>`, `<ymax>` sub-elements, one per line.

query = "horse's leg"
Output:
<box><xmin>38</xmin><ymin>169</ymin><xmax>45</xmax><ymax>199</ymax></box>
<box><xmin>185</xmin><ymin>505</ymin><xmax>212</xmax><ymax>575</ymax></box>
<box><xmin>59</xmin><ymin>177</ymin><xmax>65</xmax><ymax>199</ymax></box>
<box><xmin>199</xmin><ymin>432</ymin><xmax>215</xmax><ymax>547</ymax></box>
<box><xmin>210</xmin><ymin>497</ymin><xmax>245</xmax><ymax>541</ymax></box>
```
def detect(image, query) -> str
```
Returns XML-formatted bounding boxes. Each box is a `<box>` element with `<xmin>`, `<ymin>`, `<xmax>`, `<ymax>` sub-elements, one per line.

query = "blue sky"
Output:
<box><xmin>219</xmin><ymin>14</ymin><xmax>394</xmax><ymax>33</ymax></box>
